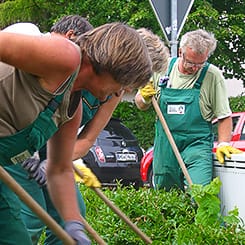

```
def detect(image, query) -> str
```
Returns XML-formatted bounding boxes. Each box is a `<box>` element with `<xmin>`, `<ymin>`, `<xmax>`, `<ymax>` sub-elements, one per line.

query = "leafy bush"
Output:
<box><xmin>79</xmin><ymin>180</ymin><xmax>245</xmax><ymax>244</ymax></box>
<box><xmin>229</xmin><ymin>93</ymin><xmax>245</xmax><ymax>112</ymax></box>
<box><xmin>113</xmin><ymin>96</ymin><xmax>245</xmax><ymax>150</ymax></box>
<box><xmin>39</xmin><ymin>180</ymin><xmax>245</xmax><ymax>244</ymax></box>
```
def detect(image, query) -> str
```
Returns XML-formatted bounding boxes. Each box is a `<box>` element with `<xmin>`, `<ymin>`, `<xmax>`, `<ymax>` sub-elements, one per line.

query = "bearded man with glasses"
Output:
<box><xmin>135</xmin><ymin>29</ymin><xmax>243</xmax><ymax>191</ymax></box>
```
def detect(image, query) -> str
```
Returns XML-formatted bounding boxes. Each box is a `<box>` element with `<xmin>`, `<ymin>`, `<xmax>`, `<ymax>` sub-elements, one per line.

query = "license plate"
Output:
<box><xmin>116</xmin><ymin>152</ymin><xmax>137</xmax><ymax>162</ymax></box>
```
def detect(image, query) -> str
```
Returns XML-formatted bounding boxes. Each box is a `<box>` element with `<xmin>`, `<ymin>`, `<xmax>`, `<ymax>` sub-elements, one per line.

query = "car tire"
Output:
<box><xmin>148</xmin><ymin>168</ymin><xmax>154</xmax><ymax>188</ymax></box>
<box><xmin>134</xmin><ymin>180</ymin><xmax>144</xmax><ymax>190</ymax></box>
<box><xmin>121</xmin><ymin>179</ymin><xmax>143</xmax><ymax>190</ymax></box>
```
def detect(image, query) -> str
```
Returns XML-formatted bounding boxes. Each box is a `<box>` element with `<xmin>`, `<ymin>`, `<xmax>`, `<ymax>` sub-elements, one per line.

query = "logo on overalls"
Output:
<box><xmin>167</xmin><ymin>104</ymin><xmax>185</xmax><ymax>114</ymax></box>
<box><xmin>11</xmin><ymin>150</ymin><xmax>32</xmax><ymax>164</ymax></box>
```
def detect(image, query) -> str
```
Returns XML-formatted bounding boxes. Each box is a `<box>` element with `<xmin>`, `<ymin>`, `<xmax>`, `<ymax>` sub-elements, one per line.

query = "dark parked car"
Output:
<box><xmin>81</xmin><ymin>117</ymin><xmax>144</xmax><ymax>188</ymax></box>
<box><xmin>140</xmin><ymin>112</ymin><xmax>245</xmax><ymax>187</ymax></box>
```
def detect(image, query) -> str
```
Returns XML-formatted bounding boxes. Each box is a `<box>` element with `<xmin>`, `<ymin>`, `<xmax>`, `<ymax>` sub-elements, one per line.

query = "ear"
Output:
<box><xmin>65</xmin><ymin>30</ymin><xmax>75</xmax><ymax>39</ymax></box>
<box><xmin>178</xmin><ymin>48</ymin><xmax>182</xmax><ymax>57</ymax></box>
<box><xmin>82</xmin><ymin>53</ymin><xmax>91</xmax><ymax>65</ymax></box>
<box><xmin>80</xmin><ymin>53</ymin><xmax>93</xmax><ymax>73</ymax></box>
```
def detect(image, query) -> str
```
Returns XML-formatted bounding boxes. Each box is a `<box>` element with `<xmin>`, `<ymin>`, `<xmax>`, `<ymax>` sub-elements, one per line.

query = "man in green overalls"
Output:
<box><xmin>2</xmin><ymin>16</ymin><xmax>95</xmax><ymax>244</ymax></box>
<box><xmin>0</xmin><ymin>21</ymin><xmax>152</xmax><ymax>244</ymax></box>
<box><xmin>22</xmin><ymin>90</ymin><xmax>119</xmax><ymax>245</ymax></box>
<box><xmin>15</xmin><ymin>26</ymin><xmax>157</xmax><ymax>245</ymax></box>
<box><xmin>135</xmin><ymin>29</ymin><xmax>242</xmax><ymax>191</ymax></box>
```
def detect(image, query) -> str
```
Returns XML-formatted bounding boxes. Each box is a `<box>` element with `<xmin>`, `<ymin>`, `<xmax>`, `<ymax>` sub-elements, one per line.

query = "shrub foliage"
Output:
<box><xmin>80</xmin><ymin>181</ymin><xmax>245</xmax><ymax>244</ymax></box>
<box><xmin>113</xmin><ymin>96</ymin><xmax>245</xmax><ymax>150</ymax></box>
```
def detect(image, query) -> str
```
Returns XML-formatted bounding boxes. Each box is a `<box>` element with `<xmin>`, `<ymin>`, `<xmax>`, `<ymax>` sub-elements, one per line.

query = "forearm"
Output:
<box><xmin>47</xmin><ymin>168</ymin><xmax>81</xmax><ymax>221</ymax></box>
<box><xmin>47</xmin><ymin>108</ymin><xmax>82</xmax><ymax>221</ymax></box>
<box><xmin>217</xmin><ymin>116</ymin><xmax>232</xmax><ymax>143</ymax></box>
<box><xmin>73</xmin><ymin>137</ymin><xmax>93</xmax><ymax>160</ymax></box>
<box><xmin>73</xmin><ymin>95</ymin><xmax>121</xmax><ymax>160</ymax></box>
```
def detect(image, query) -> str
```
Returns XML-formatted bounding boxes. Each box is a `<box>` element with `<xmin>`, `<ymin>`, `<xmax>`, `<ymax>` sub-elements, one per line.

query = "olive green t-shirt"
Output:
<box><xmin>0</xmin><ymin>23</ymin><xmax>81</xmax><ymax>137</ymax></box>
<box><xmin>0</xmin><ymin>63</ymin><xmax>78</xmax><ymax>137</ymax></box>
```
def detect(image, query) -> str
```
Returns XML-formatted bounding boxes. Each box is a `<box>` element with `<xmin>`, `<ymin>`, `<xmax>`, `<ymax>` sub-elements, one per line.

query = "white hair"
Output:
<box><xmin>180</xmin><ymin>29</ymin><xmax>217</xmax><ymax>56</ymax></box>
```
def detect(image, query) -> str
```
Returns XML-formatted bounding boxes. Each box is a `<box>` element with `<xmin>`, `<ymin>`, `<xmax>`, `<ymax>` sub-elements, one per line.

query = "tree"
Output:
<box><xmin>0</xmin><ymin>0</ymin><xmax>64</xmax><ymax>31</ymax></box>
<box><xmin>183</xmin><ymin>0</ymin><xmax>244</xmax><ymax>82</ymax></box>
<box><xmin>0</xmin><ymin>0</ymin><xmax>244</xmax><ymax>84</ymax></box>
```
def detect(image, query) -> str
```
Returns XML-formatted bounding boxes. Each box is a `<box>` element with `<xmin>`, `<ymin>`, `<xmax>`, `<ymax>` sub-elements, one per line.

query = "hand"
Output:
<box><xmin>139</xmin><ymin>82</ymin><xmax>156</xmax><ymax>104</ymax></box>
<box><xmin>64</xmin><ymin>220</ymin><xmax>91</xmax><ymax>245</ymax></box>
<box><xmin>216</xmin><ymin>143</ymin><xmax>243</xmax><ymax>164</ymax></box>
<box><xmin>21</xmin><ymin>152</ymin><xmax>47</xmax><ymax>186</ymax></box>
<box><xmin>73</xmin><ymin>160</ymin><xmax>101</xmax><ymax>188</ymax></box>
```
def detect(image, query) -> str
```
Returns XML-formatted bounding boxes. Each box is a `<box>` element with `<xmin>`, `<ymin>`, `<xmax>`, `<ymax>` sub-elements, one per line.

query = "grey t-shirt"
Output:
<box><xmin>0</xmin><ymin>23</ymin><xmax>79</xmax><ymax>136</ymax></box>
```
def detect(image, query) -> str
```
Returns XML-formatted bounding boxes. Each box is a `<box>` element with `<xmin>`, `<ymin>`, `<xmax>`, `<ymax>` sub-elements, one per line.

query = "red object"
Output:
<box><xmin>95</xmin><ymin>146</ymin><xmax>106</xmax><ymax>163</ymax></box>
<box><xmin>140</xmin><ymin>112</ymin><xmax>245</xmax><ymax>182</ymax></box>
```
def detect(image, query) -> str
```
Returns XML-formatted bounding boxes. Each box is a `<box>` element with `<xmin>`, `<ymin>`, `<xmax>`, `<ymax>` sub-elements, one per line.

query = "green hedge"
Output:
<box><xmin>113</xmin><ymin>95</ymin><xmax>245</xmax><ymax>150</ymax></box>
<box><xmin>229</xmin><ymin>94</ymin><xmax>245</xmax><ymax>112</ymax></box>
<box><xmin>39</xmin><ymin>181</ymin><xmax>245</xmax><ymax>244</ymax></box>
<box><xmin>80</xmin><ymin>182</ymin><xmax>245</xmax><ymax>244</ymax></box>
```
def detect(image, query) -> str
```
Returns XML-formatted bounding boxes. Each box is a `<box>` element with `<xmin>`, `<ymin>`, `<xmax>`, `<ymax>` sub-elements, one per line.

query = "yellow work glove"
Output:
<box><xmin>73</xmin><ymin>159</ymin><xmax>101</xmax><ymax>188</ymax></box>
<box><xmin>216</xmin><ymin>142</ymin><xmax>243</xmax><ymax>164</ymax></box>
<box><xmin>139</xmin><ymin>82</ymin><xmax>156</xmax><ymax>104</ymax></box>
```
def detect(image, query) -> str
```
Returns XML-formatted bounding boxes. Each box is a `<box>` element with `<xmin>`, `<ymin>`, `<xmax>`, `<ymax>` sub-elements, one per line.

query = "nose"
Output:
<box><xmin>114</xmin><ymin>90</ymin><xmax>124</xmax><ymax>97</ymax></box>
<box><xmin>190</xmin><ymin>66</ymin><xmax>200</xmax><ymax>73</ymax></box>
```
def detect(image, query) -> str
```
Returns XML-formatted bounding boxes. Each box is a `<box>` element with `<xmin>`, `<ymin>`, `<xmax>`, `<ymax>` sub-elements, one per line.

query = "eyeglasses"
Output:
<box><xmin>182</xmin><ymin>53</ymin><xmax>207</xmax><ymax>68</ymax></box>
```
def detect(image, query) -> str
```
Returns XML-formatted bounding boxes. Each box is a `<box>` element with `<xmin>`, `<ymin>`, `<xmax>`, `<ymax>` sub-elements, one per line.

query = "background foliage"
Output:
<box><xmin>113</xmin><ymin>95</ymin><xmax>245</xmax><ymax>150</ymax></box>
<box><xmin>0</xmin><ymin>0</ymin><xmax>244</xmax><ymax>83</ymax></box>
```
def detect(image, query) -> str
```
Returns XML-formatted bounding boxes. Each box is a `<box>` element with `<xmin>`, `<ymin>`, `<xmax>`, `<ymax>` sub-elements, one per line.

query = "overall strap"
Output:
<box><xmin>167</xmin><ymin>57</ymin><xmax>178</xmax><ymax>76</ymax></box>
<box><xmin>194</xmin><ymin>63</ymin><xmax>210</xmax><ymax>89</ymax></box>
<box><xmin>46</xmin><ymin>66</ymin><xmax>80</xmax><ymax>113</ymax></box>
<box><xmin>47</xmin><ymin>94</ymin><xmax>63</xmax><ymax>112</ymax></box>
<box><xmin>159</xmin><ymin>57</ymin><xmax>177</xmax><ymax>88</ymax></box>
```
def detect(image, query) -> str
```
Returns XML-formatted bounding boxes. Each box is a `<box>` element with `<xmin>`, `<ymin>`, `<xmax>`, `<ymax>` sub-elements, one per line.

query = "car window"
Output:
<box><xmin>212</xmin><ymin>122</ymin><xmax>218</xmax><ymax>141</ymax></box>
<box><xmin>97</xmin><ymin>130</ymin><xmax>118</xmax><ymax>146</ymax></box>
<box><xmin>212</xmin><ymin>116</ymin><xmax>240</xmax><ymax>141</ymax></box>
<box><xmin>105</xmin><ymin>119</ymin><xmax>136</xmax><ymax>140</ymax></box>
<box><xmin>96</xmin><ymin>118</ymin><xmax>137</xmax><ymax>147</ymax></box>
<box><xmin>240</xmin><ymin>121</ymin><xmax>245</xmax><ymax>140</ymax></box>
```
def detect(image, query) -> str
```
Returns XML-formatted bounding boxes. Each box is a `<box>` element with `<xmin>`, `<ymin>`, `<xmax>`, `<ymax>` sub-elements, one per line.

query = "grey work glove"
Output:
<box><xmin>21</xmin><ymin>151</ymin><xmax>47</xmax><ymax>186</ymax></box>
<box><xmin>64</xmin><ymin>221</ymin><xmax>91</xmax><ymax>245</ymax></box>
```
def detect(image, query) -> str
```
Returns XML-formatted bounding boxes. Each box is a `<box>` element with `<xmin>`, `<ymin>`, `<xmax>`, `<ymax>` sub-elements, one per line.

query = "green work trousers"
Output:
<box><xmin>5</xmin><ymin>164</ymin><xmax>86</xmax><ymax>245</ymax></box>
<box><xmin>0</xmin><ymin>179</ymin><xmax>33</xmax><ymax>245</ymax></box>
<box><xmin>153</xmin><ymin>81</ymin><xmax>213</xmax><ymax>191</ymax></box>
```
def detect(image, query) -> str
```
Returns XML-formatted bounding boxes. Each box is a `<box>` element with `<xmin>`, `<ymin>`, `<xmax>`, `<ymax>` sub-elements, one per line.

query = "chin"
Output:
<box><xmin>186</xmin><ymin>69</ymin><xmax>197</xmax><ymax>75</ymax></box>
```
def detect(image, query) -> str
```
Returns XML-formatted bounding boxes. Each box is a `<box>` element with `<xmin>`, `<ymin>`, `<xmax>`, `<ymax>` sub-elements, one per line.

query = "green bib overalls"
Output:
<box><xmin>2</xmin><ymin>89</ymin><xmax>103</xmax><ymax>245</ymax></box>
<box><xmin>81</xmin><ymin>90</ymin><xmax>101</xmax><ymax>126</ymax></box>
<box><xmin>0</xmin><ymin>72</ymin><xmax>78</xmax><ymax>244</ymax></box>
<box><xmin>153</xmin><ymin>58</ymin><xmax>213</xmax><ymax>191</ymax></box>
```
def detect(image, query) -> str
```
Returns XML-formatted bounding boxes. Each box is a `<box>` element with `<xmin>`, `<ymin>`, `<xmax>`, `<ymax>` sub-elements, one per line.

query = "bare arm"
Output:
<box><xmin>217</xmin><ymin>116</ymin><xmax>232</xmax><ymax>143</ymax></box>
<box><xmin>46</xmin><ymin>103</ymin><xmax>82</xmax><ymax>221</ymax></box>
<box><xmin>0</xmin><ymin>32</ymin><xmax>80</xmax><ymax>89</ymax></box>
<box><xmin>73</xmin><ymin>95</ymin><xmax>122</xmax><ymax>160</ymax></box>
